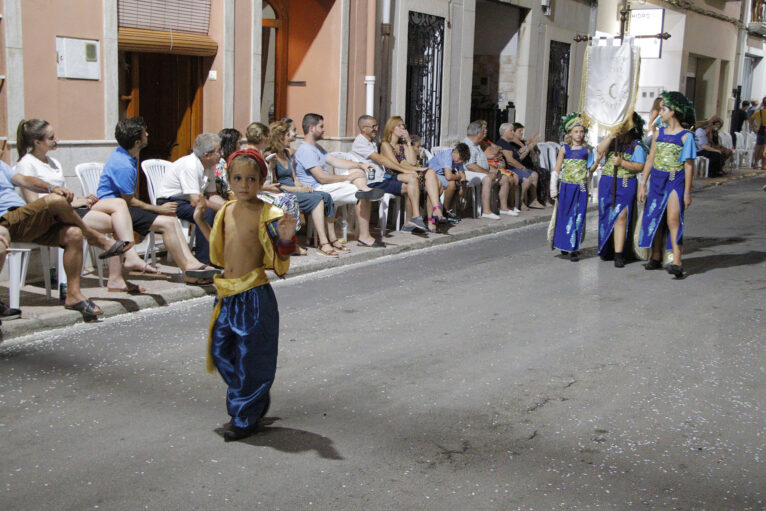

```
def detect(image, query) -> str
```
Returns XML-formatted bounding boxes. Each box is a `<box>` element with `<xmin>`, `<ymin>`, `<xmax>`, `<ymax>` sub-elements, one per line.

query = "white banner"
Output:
<box><xmin>581</xmin><ymin>38</ymin><xmax>641</xmax><ymax>130</ymax></box>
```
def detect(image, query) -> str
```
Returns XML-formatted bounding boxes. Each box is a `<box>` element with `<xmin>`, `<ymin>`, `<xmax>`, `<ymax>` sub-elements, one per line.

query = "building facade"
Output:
<box><xmin>1</xmin><ymin>0</ymin><xmax>600</xmax><ymax>196</ymax></box>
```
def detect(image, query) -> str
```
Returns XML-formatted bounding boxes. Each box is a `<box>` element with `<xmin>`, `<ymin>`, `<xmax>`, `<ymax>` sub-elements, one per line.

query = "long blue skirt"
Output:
<box><xmin>210</xmin><ymin>284</ymin><xmax>279</xmax><ymax>429</ymax></box>
<box><xmin>638</xmin><ymin>169</ymin><xmax>685</xmax><ymax>250</ymax></box>
<box><xmin>597</xmin><ymin>176</ymin><xmax>637</xmax><ymax>255</ymax></box>
<box><xmin>553</xmin><ymin>182</ymin><xmax>588</xmax><ymax>252</ymax></box>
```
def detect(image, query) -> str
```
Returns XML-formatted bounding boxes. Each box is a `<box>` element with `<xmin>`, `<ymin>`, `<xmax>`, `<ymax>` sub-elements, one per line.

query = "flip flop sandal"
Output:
<box><xmin>127</xmin><ymin>263</ymin><xmax>165</xmax><ymax>278</ymax></box>
<box><xmin>184</xmin><ymin>266</ymin><xmax>223</xmax><ymax>280</ymax></box>
<box><xmin>331</xmin><ymin>241</ymin><xmax>351</xmax><ymax>253</ymax></box>
<box><xmin>65</xmin><ymin>300</ymin><xmax>100</xmax><ymax>322</ymax></box>
<box><xmin>316</xmin><ymin>245</ymin><xmax>339</xmax><ymax>258</ymax></box>
<box><xmin>108</xmin><ymin>282</ymin><xmax>146</xmax><ymax>294</ymax></box>
<box><xmin>184</xmin><ymin>277</ymin><xmax>214</xmax><ymax>286</ymax></box>
<box><xmin>98</xmin><ymin>240</ymin><xmax>132</xmax><ymax>259</ymax></box>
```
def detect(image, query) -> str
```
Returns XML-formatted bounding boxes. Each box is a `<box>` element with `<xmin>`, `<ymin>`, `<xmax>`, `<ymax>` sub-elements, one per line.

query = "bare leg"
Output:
<box><xmin>82</xmin><ymin>209</ymin><xmax>130</xmax><ymax>289</ymax></box>
<box><xmin>44</xmin><ymin>194</ymin><xmax>122</xmax><ymax>252</ymax></box>
<box><xmin>0</xmin><ymin>225</ymin><xmax>9</xmax><ymax>272</ymax></box>
<box><xmin>481</xmin><ymin>175</ymin><xmax>493</xmax><ymax>212</ymax></box>
<box><xmin>310</xmin><ymin>200</ymin><xmax>332</xmax><ymax>249</ymax></box>
<box><xmin>398</xmin><ymin>173</ymin><xmax>421</xmax><ymax>223</ymax></box>
<box><xmin>88</xmin><ymin>198</ymin><xmax>158</xmax><ymax>273</ymax></box>
<box><xmin>613</xmin><ymin>208</ymin><xmax>629</xmax><ymax>253</ymax></box>
<box><xmin>356</xmin><ymin>200</ymin><xmax>375</xmax><ymax>245</ymax></box>
<box><xmin>56</xmin><ymin>225</ymin><xmax>94</xmax><ymax>309</ymax></box>
<box><xmin>521</xmin><ymin>177</ymin><xmax>532</xmax><ymax>210</ymax></box>
<box><xmin>528</xmin><ymin>173</ymin><xmax>544</xmax><ymax>208</ymax></box>
<box><xmin>150</xmin><ymin>215</ymin><xmax>209</xmax><ymax>273</ymax></box>
<box><xmin>498</xmin><ymin>175</ymin><xmax>510</xmax><ymax>211</ymax></box>
<box><xmin>666</xmin><ymin>192</ymin><xmax>683</xmax><ymax>266</ymax></box>
<box><xmin>423</xmin><ymin>170</ymin><xmax>444</xmax><ymax>220</ymax></box>
<box><xmin>444</xmin><ymin>181</ymin><xmax>457</xmax><ymax>211</ymax></box>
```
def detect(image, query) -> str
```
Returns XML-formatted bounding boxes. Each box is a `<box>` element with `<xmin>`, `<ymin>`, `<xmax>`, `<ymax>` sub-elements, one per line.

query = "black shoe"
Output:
<box><xmin>570</xmin><ymin>251</ymin><xmax>580</xmax><ymax>262</ymax></box>
<box><xmin>666</xmin><ymin>264</ymin><xmax>685</xmax><ymax>279</ymax></box>
<box><xmin>355</xmin><ymin>188</ymin><xmax>385</xmax><ymax>201</ymax></box>
<box><xmin>644</xmin><ymin>258</ymin><xmax>662</xmax><ymax>270</ymax></box>
<box><xmin>614</xmin><ymin>253</ymin><xmax>625</xmax><ymax>268</ymax></box>
<box><xmin>222</xmin><ymin>423</ymin><xmax>259</xmax><ymax>443</ymax></box>
<box><xmin>600</xmin><ymin>253</ymin><xmax>614</xmax><ymax>261</ymax></box>
<box><xmin>560</xmin><ymin>251</ymin><xmax>570</xmax><ymax>256</ymax></box>
<box><xmin>0</xmin><ymin>300</ymin><xmax>21</xmax><ymax>321</ymax></box>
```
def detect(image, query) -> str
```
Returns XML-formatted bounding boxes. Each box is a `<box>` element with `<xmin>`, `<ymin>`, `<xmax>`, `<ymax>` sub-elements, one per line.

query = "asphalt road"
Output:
<box><xmin>2</xmin><ymin>178</ymin><xmax>764</xmax><ymax>510</ymax></box>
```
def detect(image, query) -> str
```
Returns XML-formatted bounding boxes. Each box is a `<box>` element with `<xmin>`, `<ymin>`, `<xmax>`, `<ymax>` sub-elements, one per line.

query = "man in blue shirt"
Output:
<box><xmin>426</xmin><ymin>143</ymin><xmax>470</xmax><ymax>217</ymax></box>
<box><xmin>97</xmin><ymin>117</ymin><xmax>220</xmax><ymax>283</ymax></box>
<box><xmin>0</xmin><ymin>161</ymin><xmax>130</xmax><ymax>321</ymax></box>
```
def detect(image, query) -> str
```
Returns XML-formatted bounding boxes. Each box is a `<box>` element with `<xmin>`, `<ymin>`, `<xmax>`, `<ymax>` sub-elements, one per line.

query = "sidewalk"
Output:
<box><xmin>1</xmin><ymin>167</ymin><xmax>762</xmax><ymax>341</ymax></box>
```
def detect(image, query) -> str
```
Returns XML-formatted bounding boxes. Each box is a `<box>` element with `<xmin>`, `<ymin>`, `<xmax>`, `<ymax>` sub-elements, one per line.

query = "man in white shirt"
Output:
<box><xmin>350</xmin><ymin>115</ymin><xmax>428</xmax><ymax>233</ymax></box>
<box><xmin>295</xmin><ymin>113</ymin><xmax>386</xmax><ymax>247</ymax></box>
<box><xmin>156</xmin><ymin>133</ymin><xmax>222</xmax><ymax>264</ymax></box>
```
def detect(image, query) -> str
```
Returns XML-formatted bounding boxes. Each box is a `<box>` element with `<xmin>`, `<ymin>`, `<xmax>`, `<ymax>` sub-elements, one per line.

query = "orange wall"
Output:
<box><xmin>285</xmin><ymin>0</ymin><xmax>341</xmax><ymax>136</ymax></box>
<box><xmin>22</xmin><ymin>0</ymin><xmax>105</xmax><ymax>140</ymax></box>
<box><xmin>203</xmin><ymin>0</ymin><xmax>225</xmax><ymax>134</ymax></box>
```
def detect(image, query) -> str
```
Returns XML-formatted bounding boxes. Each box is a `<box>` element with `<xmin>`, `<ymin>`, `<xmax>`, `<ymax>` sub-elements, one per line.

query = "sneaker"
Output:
<box><xmin>499</xmin><ymin>209</ymin><xmax>519</xmax><ymax>216</ymax></box>
<box><xmin>512</xmin><ymin>207</ymin><xmax>521</xmax><ymax>213</ymax></box>
<box><xmin>0</xmin><ymin>300</ymin><xmax>21</xmax><ymax>320</ymax></box>
<box><xmin>481</xmin><ymin>212</ymin><xmax>500</xmax><ymax>220</ymax></box>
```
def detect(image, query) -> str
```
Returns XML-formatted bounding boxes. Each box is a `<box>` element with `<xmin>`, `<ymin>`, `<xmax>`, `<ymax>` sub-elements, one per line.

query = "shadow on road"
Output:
<box><xmin>215</xmin><ymin>418</ymin><xmax>344</xmax><ymax>459</ymax></box>
<box><xmin>684</xmin><ymin>251</ymin><xmax>766</xmax><ymax>275</ymax></box>
<box><xmin>683</xmin><ymin>236</ymin><xmax>747</xmax><ymax>256</ymax></box>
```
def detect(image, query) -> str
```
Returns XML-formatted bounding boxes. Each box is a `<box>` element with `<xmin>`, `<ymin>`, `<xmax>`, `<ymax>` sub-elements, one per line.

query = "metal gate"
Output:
<box><xmin>545</xmin><ymin>41</ymin><xmax>571</xmax><ymax>142</ymax></box>
<box><xmin>405</xmin><ymin>11</ymin><xmax>445</xmax><ymax>149</ymax></box>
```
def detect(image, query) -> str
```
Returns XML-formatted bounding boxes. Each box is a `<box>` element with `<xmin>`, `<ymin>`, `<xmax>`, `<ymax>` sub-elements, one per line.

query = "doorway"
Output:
<box><xmin>262</xmin><ymin>0</ymin><xmax>288</xmax><ymax>124</ymax></box>
<box><xmin>119</xmin><ymin>52</ymin><xmax>206</xmax><ymax>162</ymax></box>
<box><xmin>545</xmin><ymin>41</ymin><xmax>570</xmax><ymax>142</ymax></box>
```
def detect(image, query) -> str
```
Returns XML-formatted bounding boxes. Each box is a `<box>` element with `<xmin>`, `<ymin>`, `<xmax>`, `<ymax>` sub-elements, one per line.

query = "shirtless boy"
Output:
<box><xmin>193</xmin><ymin>148</ymin><xmax>297</xmax><ymax>442</ymax></box>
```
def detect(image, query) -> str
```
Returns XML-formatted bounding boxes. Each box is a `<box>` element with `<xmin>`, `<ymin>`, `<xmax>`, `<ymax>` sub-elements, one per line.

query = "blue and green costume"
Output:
<box><xmin>597</xmin><ymin>141</ymin><xmax>647</xmax><ymax>256</ymax></box>
<box><xmin>552</xmin><ymin>145</ymin><xmax>594</xmax><ymax>252</ymax></box>
<box><xmin>638</xmin><ymin>128</ymin><xmax>696</xmax><ymax>250</ymax></box>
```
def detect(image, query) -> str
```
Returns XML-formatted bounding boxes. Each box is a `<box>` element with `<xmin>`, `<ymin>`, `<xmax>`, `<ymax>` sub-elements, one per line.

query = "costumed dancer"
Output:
<box><xmin>637</xmin><ymin>91</ymin><xmax>696</xmax><ymax>279</ymax></box>
<box><xmin>549</xmin><ymin>113</ymin><xmax>596</xmax><ymax>262</ymax></box>
<box><xmin>192</xmin><ymin>148</ymin><xmax>297</xmax><ymax>442</ymax></box>
<box><xmin>595</xmin><ymin>112</ymin><xmax>648</xmax><ymax>267</ymax></box>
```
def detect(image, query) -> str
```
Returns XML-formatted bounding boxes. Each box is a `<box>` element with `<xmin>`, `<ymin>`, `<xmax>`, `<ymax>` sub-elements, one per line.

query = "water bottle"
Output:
<box><xmin>367</xmin><ymin>166</ymin><xmax>376</xmax><ymax>181</ymax></box>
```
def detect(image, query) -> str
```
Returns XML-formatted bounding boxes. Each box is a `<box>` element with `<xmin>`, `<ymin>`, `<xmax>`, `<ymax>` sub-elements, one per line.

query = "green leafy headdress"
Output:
<box><xmin>560</xmin><ymin>112</ymin><xmax>584</xmax><ymax>134</ymax></box>
<box><xmin>660</xmin><ymin>91</ymin><xmax>696</xmax><ymax>127</ymax></box>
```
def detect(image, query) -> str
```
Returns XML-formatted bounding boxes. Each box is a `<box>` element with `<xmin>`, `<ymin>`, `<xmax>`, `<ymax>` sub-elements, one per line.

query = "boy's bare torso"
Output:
<box><xmin>222</xmin><ymin>201</ymin><xmax>266</xmax><ymax>279</ymax></box>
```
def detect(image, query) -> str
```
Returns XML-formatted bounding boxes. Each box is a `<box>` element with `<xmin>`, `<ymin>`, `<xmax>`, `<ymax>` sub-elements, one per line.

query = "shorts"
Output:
<box><xmin>437</xmin><ymin>174</ymin><xmax>449</xmax><ymax>188</ymax></box>
<box><xmin>129</xmin><ymin>206</ymin><xmax>158</xmax><ymax>237</ymax></box>
<box><xmin>75</xmin><ymin>207</ymin><xmax>90</xmax><ymax>218</ymax></box>
<box><xmin>0</xmin><ymin>199</ymin><xmax>67</xmax><ymax>247</ymax></box>
<box><xmin>369</xmin><ymin>177</ymin><xmax>404</xmax><ymax>196</ymax></box>
<box><xmin>512</xmin><ymin>168</ymin><xmax>532</xmax><ymax>180</ymax></box>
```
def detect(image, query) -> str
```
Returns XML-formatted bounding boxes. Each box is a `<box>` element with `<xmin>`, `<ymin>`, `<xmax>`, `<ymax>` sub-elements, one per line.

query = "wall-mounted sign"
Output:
<box><xmin>628</xmin><ymin>8</ymin><xmax>665</xmax><ymax>59</ymax></box>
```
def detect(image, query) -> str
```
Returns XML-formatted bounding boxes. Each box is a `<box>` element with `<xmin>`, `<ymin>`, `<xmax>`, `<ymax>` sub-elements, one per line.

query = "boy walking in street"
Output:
<box><xmin>193</xmin><ymin>148</ymin><xmax>297</xmax><ymax>442</ymax></box>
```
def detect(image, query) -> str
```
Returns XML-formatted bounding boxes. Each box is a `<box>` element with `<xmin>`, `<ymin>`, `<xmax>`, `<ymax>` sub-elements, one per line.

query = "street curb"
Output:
<box><xmin>0</xmin><ymin>212</ymin><xmax>555</xmax><ymax>341</ymax></box>
<box><xmin>2</xmin><ymin>170</ymin><xmax>762</xmax><ymax>341</ymax></box>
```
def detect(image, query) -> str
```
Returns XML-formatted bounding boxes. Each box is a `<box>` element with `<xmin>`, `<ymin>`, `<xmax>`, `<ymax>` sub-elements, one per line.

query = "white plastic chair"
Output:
<box><xmin>694</xmin><ymin>156</ymin><xmax>709</xmax><ymax>178</ymax></box>
<box><xmin>717</xmin><ymin>132</ymin><xmax>735</xmax><ymax>171</ymax></box>
<box><xmin>74</xmin><ymin>162</ymin><xmax>107</xmax><ymax>286</ymax></box>
<box><xmin>140</xmin><ymin>159</ymin><xmax>196</xmax><ymax>265</ymax></box>
<box><xmin>733</xmin><ymin>131</ymin><xmax>754</xmax><ymax>169</ymax></box>
<box><xmin>7</xmin><ymin>243</ymin><xmax>59</xmax><ymax>308</ymax></box>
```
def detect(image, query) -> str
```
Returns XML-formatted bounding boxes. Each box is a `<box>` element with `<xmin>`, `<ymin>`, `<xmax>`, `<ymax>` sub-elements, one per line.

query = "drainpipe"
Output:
<box><xmin>379</xmin><ymin>0</ymin><xmax>393</xmax><ymax>123</ymax></box>
<box><xmin>365</xmin><ymin>0</ymin><xmax>376</xmax><ymax>116</ymax></box>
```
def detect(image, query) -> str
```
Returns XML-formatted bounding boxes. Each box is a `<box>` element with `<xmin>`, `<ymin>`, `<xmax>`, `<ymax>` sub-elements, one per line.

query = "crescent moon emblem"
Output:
<box><xmin>608</xmin><ymin>83</ymin><xmax>617</xmax><ymax>100</ymax></box>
